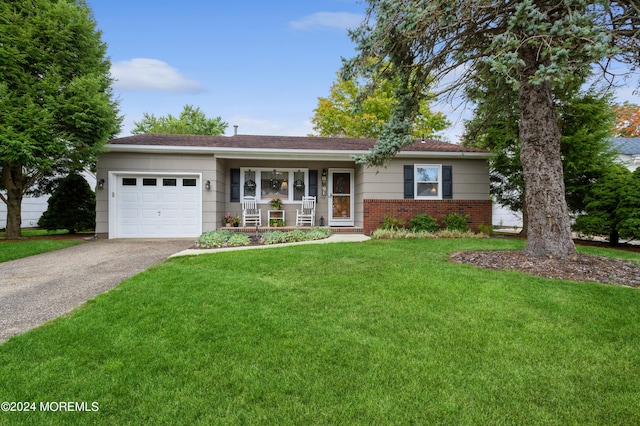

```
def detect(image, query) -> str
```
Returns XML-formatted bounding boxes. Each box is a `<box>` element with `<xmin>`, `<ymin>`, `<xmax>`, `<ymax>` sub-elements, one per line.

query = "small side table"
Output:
<box><xmin>268</xmin><ymin>210</ymin><xmax>285</xmax><ymax>227</ymax></box>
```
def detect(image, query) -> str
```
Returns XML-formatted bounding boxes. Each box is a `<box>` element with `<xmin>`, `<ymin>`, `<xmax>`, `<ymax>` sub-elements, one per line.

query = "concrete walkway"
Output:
<box><xmin>171</xmin><ymin>233</ymin><xmax>370</xmax><ymax>257</ymax></box>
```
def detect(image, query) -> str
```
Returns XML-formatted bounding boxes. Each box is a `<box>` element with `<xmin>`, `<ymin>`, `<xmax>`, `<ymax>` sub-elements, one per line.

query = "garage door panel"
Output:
<box><xmin>121</xmin><ymin>193</ymin><xmax>139</xmax><ymax>203</ymax></box>
<box><xmin>161</xmin><ymin>193</ymin><xmax>180</xmax><ymax>203</ymax></box>
<box><xmin>181</xmin><ymin>208</ymin><xmax>199</xmax><ymax>219</ymax></box>
<box><xmin>115</xmin><ymin>175</ymin><xmax>201</xmax><ymax>238</ymax></box>
<box><xmin>142</xmin><ymin>208</ymin><xmax>160</xmax><ymax>218</ymax></box>
<box><xmin>120</xmin><ymin>209</ymin><xmax>139</xmax><ymax>219</ymax></box>
<box><xmin>181</xmin><ymin>194</ymin><xmax>198</xmax><ymax>203</ymax></box>
<box><xmin>161</xmin><ymin>209</ymin><xmax>179</xmax><ymax>219</ymax></box>
<box><xmin>141</xmin><ymin>193</ymin><xmax>160</xmax><ymax>203</ymax></box>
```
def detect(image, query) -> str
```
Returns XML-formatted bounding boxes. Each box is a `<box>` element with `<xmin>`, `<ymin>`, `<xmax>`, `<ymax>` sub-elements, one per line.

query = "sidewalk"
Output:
<box><xmin>171</xmin><ymin>233</ymin><xmax>371</xmax><ymax>257</ymax></box>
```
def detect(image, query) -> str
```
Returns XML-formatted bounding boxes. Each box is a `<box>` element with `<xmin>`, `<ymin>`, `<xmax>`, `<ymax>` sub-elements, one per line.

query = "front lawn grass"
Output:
<box><xmin>1</xmin><ymin>239</ymin><xmax>639</xmax><ymax>425</ymax></box>
<box><xmin>0</xmin><ymin>239</ymin><xmax>81</xmax><ymax>263</ymax></box>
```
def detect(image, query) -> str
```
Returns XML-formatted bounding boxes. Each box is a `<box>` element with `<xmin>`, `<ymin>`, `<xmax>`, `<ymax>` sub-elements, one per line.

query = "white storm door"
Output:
<box><xmin>328</xmin><ymin>169</ymin><xmax>354</xmax><ymax>226</ymax></box>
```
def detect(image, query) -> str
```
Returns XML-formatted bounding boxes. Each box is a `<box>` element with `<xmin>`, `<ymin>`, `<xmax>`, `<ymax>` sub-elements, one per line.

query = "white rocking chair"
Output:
<box><xmin>296</xmin><ymin>196</ymin><xmax>316</xmax><ymax>226</ymax></box>
<box><xmin>241</xmin><ymin>196</ymin><xmax>262</xmax><ymax>227</ymax></box>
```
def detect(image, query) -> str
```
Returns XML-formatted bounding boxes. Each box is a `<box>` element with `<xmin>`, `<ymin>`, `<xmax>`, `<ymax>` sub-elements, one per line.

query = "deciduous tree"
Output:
<box><xmin>311</xmin><ymin>72</ymin><xmax>449</xmax><ymax>139</ymax></box>
<box><xmin>132</xmin><ymin>105</ymin><xmax>227</xmax><ymax>135</ymax></box>
<box><xmin>343</xmin><ymin>0</ymin><xmax>640</xmax><ymax>259</ymax></box>
<box><xmin>614</xmin><ymin>101</ymin><xmax>640</xmax><ymax>137</ymax></box>
<box><xmin>0</xmin><ymin>0</ymin><xmax>121</xmax><ymax>239</ymax></box>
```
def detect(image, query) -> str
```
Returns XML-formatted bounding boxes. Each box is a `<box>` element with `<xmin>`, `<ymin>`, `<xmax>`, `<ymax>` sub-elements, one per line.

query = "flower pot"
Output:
<box><xmin>224</xmin><ymin>223</ymin><xmax>231</xmax><ymax>227</ymax></box>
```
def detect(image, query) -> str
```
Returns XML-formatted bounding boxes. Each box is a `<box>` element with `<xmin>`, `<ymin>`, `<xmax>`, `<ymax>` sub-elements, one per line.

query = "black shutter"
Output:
<box><xmin>404</xmin><ymin>165</ymin><xmax>414</xmax><ymax>199</ymax></box>
<box><xmin>308</xmin><ymin>170</ymin><xmax>318</xmax><ymax>198</ymax></box>
<box><xmin>442</xmin><ymin>165</ymin><xmax>453</xmax><ymax>199</ymax></box>
<box><xmin>230</xmin><ymin>168</ymin><xmax>240</xmax><ymax>202</ymax></box>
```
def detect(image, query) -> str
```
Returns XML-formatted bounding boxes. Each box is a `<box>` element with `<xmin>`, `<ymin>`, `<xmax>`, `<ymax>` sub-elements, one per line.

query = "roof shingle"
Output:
<box><xmin>108</xmin><ymin>134</ymin><xmax>488</xmax><ymax>153</ymax></box>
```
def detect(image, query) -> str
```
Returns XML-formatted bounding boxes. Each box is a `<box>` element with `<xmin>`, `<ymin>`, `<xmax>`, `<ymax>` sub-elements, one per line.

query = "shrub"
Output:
<box><xmin>38</xmin><ymin>173</ymin><xmax>95</xmax><ymax>233</ymax></box>
<box><xmin>196</xmin><ymin>230</ymin><xmax>250</xmax><ymax>248</ymax></box>
<box><xmin>261</xmin><ymin>228</ymin><xmax>332</xmax><ymax>245</ymax></box>
<box><xmin>476</xmin><ymin>223</ymin><xmax>493</xmax><ymax>235</ymax></box>
<box><xmin>371</xmin><ymin>228</ymin><xmax>486</xmax><ymax>240</ymax></box>
<box><xmin>380</xmin><ymin>215</ymin><xmax>406</xmax><ymax>230</ymax></box>
<box><xmin>408</xmin><ymin>214</ymin><xmax>440</xmax><ymax>232</ymax></box>
<box><xmin>443</xmin><ymin>213</ymin><xmax>470</xmax><ymax>231</ymax></box>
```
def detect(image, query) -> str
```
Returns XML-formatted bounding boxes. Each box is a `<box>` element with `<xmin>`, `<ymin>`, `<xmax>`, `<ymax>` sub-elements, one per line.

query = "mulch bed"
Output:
<box><xmin>450</xmin><ymin>250</ymin><xmax>640</xmax><ymax>288</ymax></box>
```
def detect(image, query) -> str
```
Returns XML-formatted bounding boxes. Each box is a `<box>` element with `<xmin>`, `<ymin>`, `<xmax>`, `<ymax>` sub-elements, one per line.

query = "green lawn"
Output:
<box><xmin>0</xmin><ymin>230</ymin><xmax>87</xmax><ymax>262</ymax></box>
<box><xmin>1</xmin><ymin>238</ymin><xmax>639</xmax><ymax>425</ymax></box>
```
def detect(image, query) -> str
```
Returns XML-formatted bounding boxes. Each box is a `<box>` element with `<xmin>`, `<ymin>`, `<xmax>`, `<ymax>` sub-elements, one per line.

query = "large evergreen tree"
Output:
<box><xmin>617</xmin><ymin>167</ymin><xmax>640</xmax><ymax>241</ymax></box>
<box><xmin>463</xmin><ymin>71</ymin><xmax>618</xmax><ymax>234</ymax></box>
<box><xmin>343</xmin><ymin>0</ymin><xmax>640</xmax><ymax>259</ymax></box>
<box><xmin>38</xmin><ymin>173</ymin><xmax>95</xmax><ymax>234</ymax></box>
<box><xmin>0</xmin><ymin>0</ymin><xmax>121</xmax><ymax>239</ymax></box>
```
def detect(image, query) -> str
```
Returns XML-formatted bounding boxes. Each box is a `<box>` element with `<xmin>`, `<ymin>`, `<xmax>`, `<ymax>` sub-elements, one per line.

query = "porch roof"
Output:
<box><xmin>106</xmin><ymin>134</ymin><xmax>491</xmax><ymax>160</ymax></box>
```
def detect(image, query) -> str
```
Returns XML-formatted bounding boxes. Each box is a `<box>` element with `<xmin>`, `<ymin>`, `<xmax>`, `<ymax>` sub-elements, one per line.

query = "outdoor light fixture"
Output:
<box><xmin>98</xmin><ymin>179</ymin><xmax>105</xmax><ymax>190</ymax></box>
<box><xmin>205</xmin><ymin>180</ymin><xmax>211</xmax><ymax>190</ymax></box>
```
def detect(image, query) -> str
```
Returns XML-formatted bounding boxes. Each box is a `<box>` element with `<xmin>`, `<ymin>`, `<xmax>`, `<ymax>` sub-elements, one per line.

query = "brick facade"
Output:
<box><xmin>363</xmin><ymin>199</ymin><xmax>492</xmax><ymax>235</ymax></box>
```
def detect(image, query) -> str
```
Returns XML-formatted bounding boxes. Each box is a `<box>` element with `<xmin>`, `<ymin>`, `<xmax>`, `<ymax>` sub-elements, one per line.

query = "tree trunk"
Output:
<box><xmin>518</xmin><ymin>196</ymin><xmax>528</xmax><ymax>237</ymax></box>
<box><xmin>609</xmin><ymin>228</ymin><xmax>620</xmax><ymax>247</ymax></box>
<box><xmin>2</xmin><ymin>163</ymin><xmax>24</xmax><ymax>239</ymax></box>
<box><xmin>518</xmin><ymin>78</ymin><xmax>577</xmax><ymax>260</ymax></box>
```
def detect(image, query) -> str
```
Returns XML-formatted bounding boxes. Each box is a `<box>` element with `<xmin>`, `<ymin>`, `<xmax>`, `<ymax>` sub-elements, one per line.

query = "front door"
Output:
<box><xmin>328</xmin><ymin>169</ymin><xmax>354</xmax><ymax>226</ymax></box>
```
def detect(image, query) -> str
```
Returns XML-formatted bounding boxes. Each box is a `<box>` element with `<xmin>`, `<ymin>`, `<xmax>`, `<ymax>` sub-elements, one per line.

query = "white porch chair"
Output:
<box><xmin>296</xmin><ymin>196</ymin><xmax>316</xmax><ymax>226</ymax></box>
<box><xmin>241</xmin><ymin>196</ymin><xmax>262</xmax><ymax>227</ymax></box>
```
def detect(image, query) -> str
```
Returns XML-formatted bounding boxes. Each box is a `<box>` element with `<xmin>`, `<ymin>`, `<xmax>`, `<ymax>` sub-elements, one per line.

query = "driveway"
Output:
<box><xmin>0</xmin><ymin>239</ymin><xmax>192</xmax><ymax>344</ymax></box>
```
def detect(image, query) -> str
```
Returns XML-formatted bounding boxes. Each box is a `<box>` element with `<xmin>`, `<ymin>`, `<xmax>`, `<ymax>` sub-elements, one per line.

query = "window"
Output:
<box><xmin>183</xmin><ymin>178</ymin><xmax>197</xmax><ymax>187</ymax></box>
<box><xmin>415</xmin><ymin>165</ymin><xmax>441</xmax><ymax>199</ymax></box>
<box><xmin>142</xmin><ymin>178</ymin><xmax>157</xmax><ymax>186</ymax></box>
<box><xmin>163</xmin><ymin>178</ymin><xmax>177</xmax><ymax>186</ymax></box>
<box><xmin>122</xmin><ymin>178</ymin><xmax>137</xmax><ymax>186</ymax></box>
<box><xmin>240</xmin><ymin>168</ymin><xmax>308</xmax><ymax>203</ymax></box>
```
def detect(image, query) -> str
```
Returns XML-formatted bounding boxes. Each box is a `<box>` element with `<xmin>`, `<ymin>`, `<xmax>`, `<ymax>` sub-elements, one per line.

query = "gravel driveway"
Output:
<box><xmin>0</xmin><ymin>239</ymin><xmax>191</xmax><ymax>344</ymax></box>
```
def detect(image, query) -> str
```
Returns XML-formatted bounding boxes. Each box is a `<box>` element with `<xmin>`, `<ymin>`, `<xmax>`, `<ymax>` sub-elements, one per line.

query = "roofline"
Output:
<box><xmin>104</xmin><ymin>144</ymin><xmax>494</xmax><ymax>160</ymax></box>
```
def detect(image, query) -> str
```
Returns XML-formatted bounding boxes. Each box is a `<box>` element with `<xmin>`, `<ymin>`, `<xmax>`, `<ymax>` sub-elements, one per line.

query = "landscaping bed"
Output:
<box><xmin>194</xmin><ymin>227</ymin><xmax>332</xmax><ymax>249</ymax></box>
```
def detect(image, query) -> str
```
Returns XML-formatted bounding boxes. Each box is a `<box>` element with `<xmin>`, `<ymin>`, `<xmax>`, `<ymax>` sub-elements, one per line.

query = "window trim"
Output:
<box><xmin>240</xmin><ymin>168</ymin><xmax>309</xmax><ymax>204</ymax></box>
<box><xmin>414</xmin><ymin>164</ymin><xmax>442</xmax><ymax>200</ymax></box>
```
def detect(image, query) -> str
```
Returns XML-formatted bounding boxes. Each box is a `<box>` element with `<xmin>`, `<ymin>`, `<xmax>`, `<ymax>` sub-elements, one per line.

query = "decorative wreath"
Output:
<box><xmin>294</xmin><ymin>179</ymin><xmax>305</xmax><ymax>191</ymax></box>
<box><xmin>244</xmin><ymin>179</ymin><xmax>256</xmax><ymax>192</ymax></box>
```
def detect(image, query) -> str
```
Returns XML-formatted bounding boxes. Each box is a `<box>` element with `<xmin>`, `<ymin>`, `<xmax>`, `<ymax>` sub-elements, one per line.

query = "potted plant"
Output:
<box><xmin>232</xmin><ymin>215</ymin><xmax>241</xmax><ymax>227</ymax></box>
<box><xmin>270</xmin><ymin>198</ymin><xmax>282</xmax><ymax>210</ymax></box>
<box><xmin>223</xmin><ymin>214</ymin><xmax>233</xmax><ymax>227</ymax></box>
<box><xmin>269</xmin><ymin>218</ymin><xmax>285</xmax><ymax>227</ymax></box>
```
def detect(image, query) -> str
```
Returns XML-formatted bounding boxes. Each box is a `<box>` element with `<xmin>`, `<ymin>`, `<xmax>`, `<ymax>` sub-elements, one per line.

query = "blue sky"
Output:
<box><xmin>87</xmin><ymin>0</ymin><xmax>373</xmax><ymax>138</ymax></box>
<box><xmin>88</xmin><ymin>0</ymin><xmax>638</xmax><ymax>142</ymax></box>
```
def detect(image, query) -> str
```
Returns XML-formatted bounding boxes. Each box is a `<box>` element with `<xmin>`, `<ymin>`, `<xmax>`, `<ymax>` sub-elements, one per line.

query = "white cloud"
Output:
<box><xmin>289</xmin><ymin>12</ymin><xmax>363</xmax><ymax>31</ymax></box>
<box><xmin>111</xmin><ymin>58</ymin><xmax>205</xmax><ymax>93</ymax></box>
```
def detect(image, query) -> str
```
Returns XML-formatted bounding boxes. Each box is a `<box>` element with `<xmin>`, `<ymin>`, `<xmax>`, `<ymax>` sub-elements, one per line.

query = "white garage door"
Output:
<box><xmin>115</xmin><ymin>175</ymin><xmax>201</xmax><ymax>238</ymax></box>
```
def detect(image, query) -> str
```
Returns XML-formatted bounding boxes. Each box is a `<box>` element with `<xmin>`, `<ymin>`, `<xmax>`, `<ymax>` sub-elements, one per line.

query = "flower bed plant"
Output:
<box><xmin>196</xmin><ymin>230</ymin><xmax>250</xmax><ymax>248</ymax></box>
<box><xmin>371</xmin><ymin>228</ymin><xmax>487</xmax><ymax>240</ymax></box>
<box><xmin>195</xmin><ymin>228</ymin><xmax>332</xmax><ymax>248</ymax></box>
<box><xmin>261</xmin><ymin>227</ymin><xmax>332</xmax><ymax>245</ymax></box>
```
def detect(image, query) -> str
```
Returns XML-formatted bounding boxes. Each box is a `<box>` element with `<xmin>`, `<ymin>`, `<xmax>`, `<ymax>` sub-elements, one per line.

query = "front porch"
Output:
<box><xmin>219</xmin><ymin>226</ymin><xmax>365</xmax><ymax>234</ymax></box>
